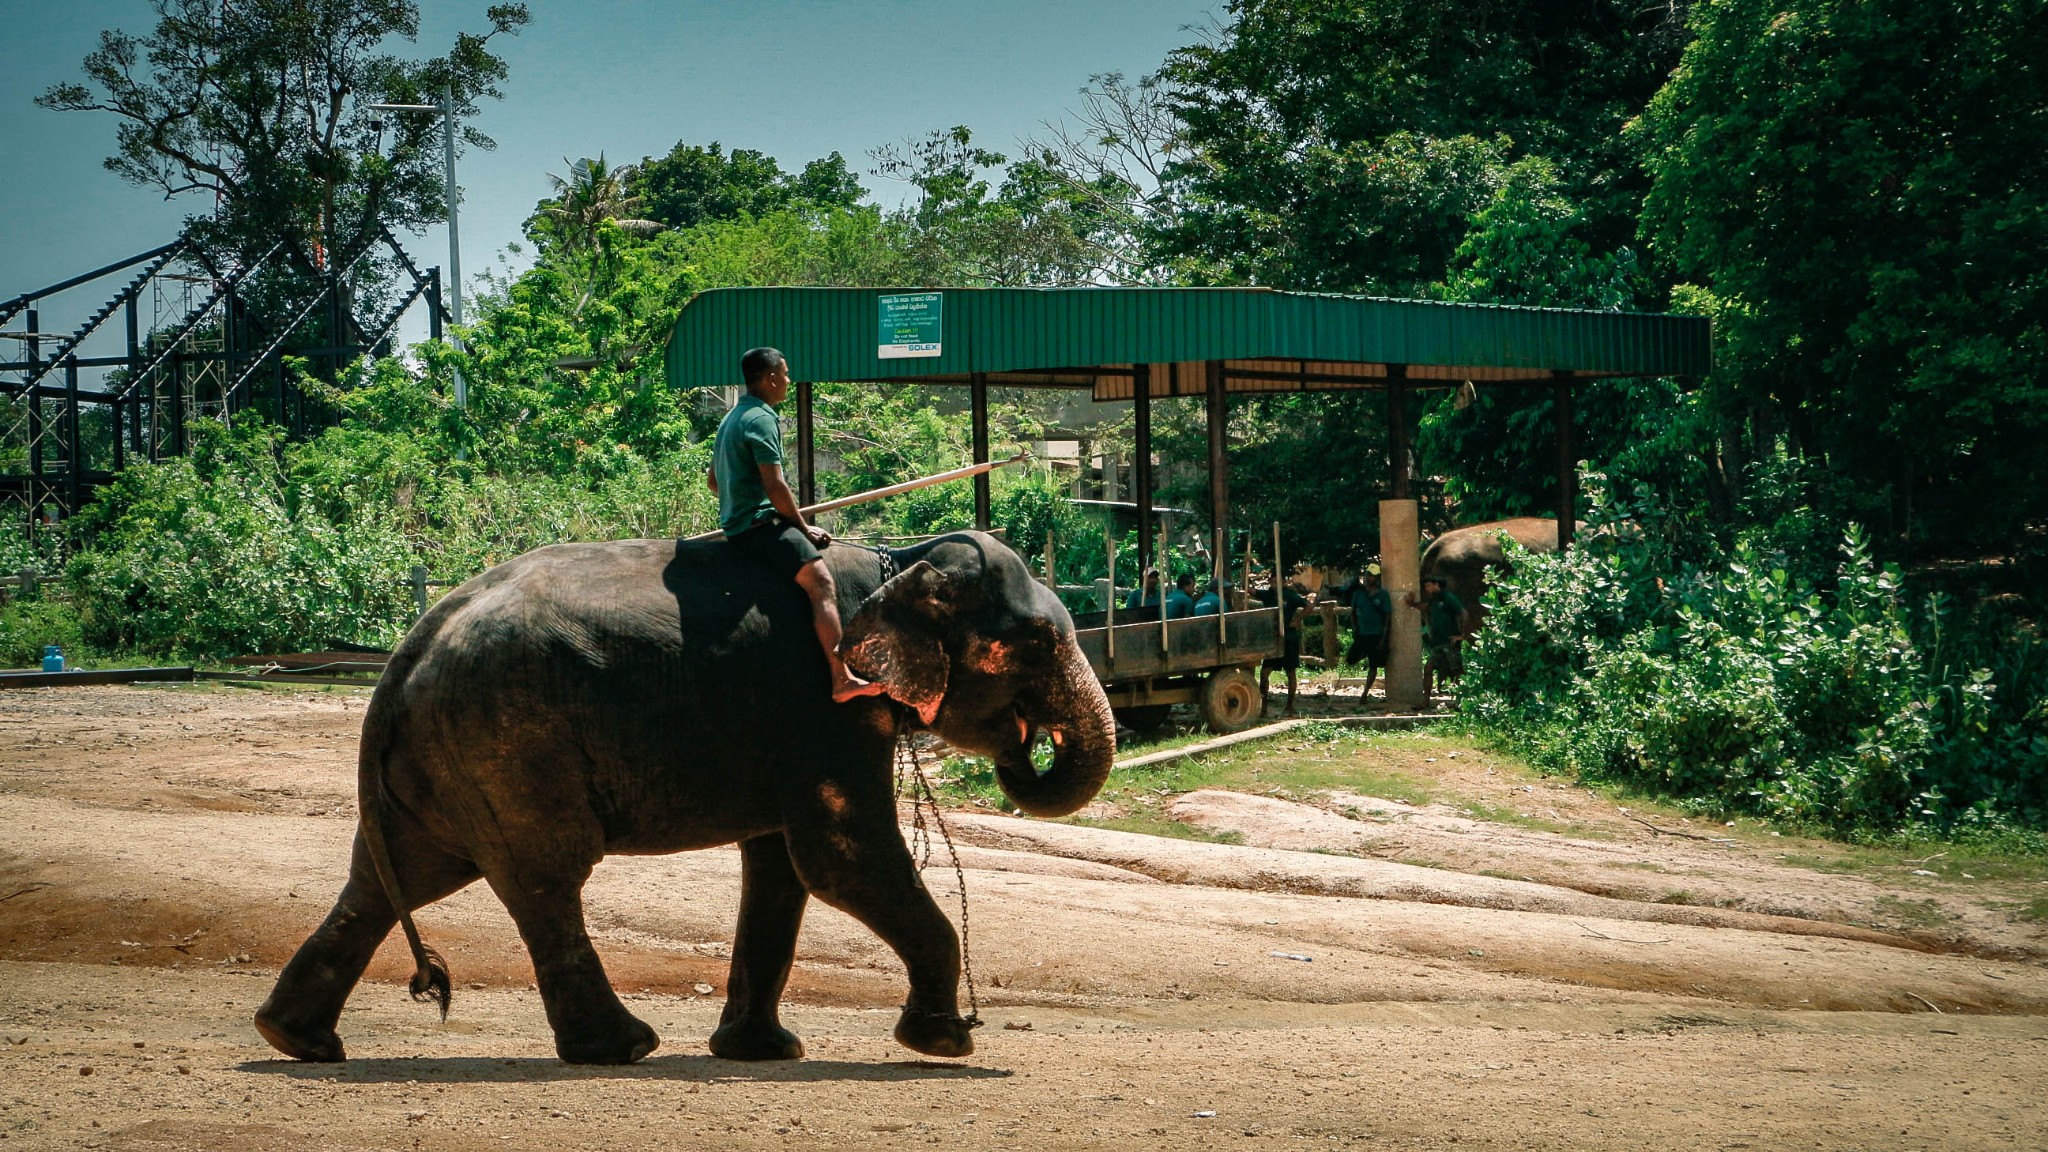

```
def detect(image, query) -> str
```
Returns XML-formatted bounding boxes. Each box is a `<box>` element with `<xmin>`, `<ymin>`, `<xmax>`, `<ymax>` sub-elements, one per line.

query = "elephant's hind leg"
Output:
<box><xmin>482</xmin><ymin>850</ymin><xmax>658</xmax><ymax>1065</ymax></box>
<box><xmin>709</xmin><ymin>834</ymin><xmax>809</xmax><ymax>1061</ymax></box>
<box><xmin>255</xmin><ymin>830</ymin><xmax>478</xmax><ymax>1062</ymax></box>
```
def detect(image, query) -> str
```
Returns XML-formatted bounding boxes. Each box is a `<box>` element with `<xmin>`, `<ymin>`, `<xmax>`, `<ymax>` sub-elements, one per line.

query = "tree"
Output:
<box><xmin>1635</xmin><ymin>0</ymin><xmax>2048</xmax><ymax>554</ymax></box>
<box><xmin>39</xmin><ymin>0</ymin><xmax>530</xmax><ymax>270</ymax></box>
<box><xmin>629</xmin><ymin>141</ymin><xmax>866</xmax><ymax>231</ymax></box>
<box><xmin>1151</xmin><ymin>0</ymin><xmax>1689</xmax><ymax>293</ymax></box>
<box><xmin>535</xmin><ymin>154</ymin><xmax>662</xmax><ymax>315</ymax></box>
<box><xmin>1014</xmin><ymin>71</ymin><xmax>1188</xmax><ymax>285</ymax></box>
<box><xmin>870</xmin><ymin>126</ymin><xmax>1098</xmax><ymax>286</ymax></box>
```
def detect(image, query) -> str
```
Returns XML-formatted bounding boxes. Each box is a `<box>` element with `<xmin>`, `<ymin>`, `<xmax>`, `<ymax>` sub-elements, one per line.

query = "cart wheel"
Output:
<box><xmin>1199</xmin><ymin>667</ymin><xmax>1261</xmax><ymax>734</ymax></box>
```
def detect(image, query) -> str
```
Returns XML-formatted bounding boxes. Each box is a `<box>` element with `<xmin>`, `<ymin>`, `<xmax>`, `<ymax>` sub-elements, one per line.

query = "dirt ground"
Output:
<box><xmin>2</xmin><ymin>684</ymin><xmax>2045</xmax><ymax>1151</ymax></box>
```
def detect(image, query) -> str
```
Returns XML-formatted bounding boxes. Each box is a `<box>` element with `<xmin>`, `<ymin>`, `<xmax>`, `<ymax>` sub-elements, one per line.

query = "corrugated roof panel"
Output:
<box><xmin>665</xmin><ymin>286</ymin><xmax>1711</xmax><ymax>389</ymax></box>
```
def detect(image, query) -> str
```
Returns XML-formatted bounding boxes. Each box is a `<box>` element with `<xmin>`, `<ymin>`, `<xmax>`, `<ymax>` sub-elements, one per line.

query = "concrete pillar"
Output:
<box><xmin>1380</xmin><ymin>498</ymin><xmax>1425</xmax><ymax>710</ymax></box>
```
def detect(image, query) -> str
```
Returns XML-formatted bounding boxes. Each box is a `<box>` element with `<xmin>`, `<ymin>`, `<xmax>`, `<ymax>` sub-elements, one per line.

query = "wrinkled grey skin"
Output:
<box><xmin>254</xmin><ymin>530</ymin><xmax>1116</xmax><ymax>1066</ymax></box>
<box><xmin>1419</xmin><ymin>517</ymin><xmax>1577</xmax><ymax>632</ymax></box>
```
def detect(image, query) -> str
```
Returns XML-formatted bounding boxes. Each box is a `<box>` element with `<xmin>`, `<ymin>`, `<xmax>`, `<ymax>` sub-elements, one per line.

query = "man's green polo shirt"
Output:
<box><xmin>714</xmin><ymin>394</ymin><xmax>783</xmax><ymax>536</ymax></box>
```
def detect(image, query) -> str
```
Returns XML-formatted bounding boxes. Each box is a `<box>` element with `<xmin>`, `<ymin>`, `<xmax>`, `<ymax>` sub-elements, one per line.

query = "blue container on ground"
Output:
<box><xmin>41</xmin><ymin>645</ymin><xmax>65</xmax><ymax>673</ymax></box>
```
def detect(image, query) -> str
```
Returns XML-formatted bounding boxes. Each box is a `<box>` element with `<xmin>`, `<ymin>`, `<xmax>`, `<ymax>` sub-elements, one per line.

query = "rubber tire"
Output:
<box><xmin>1199</xmin><ymin>667</ymin><xmax>1262</xmax><ymax>734</ymax></box>
<box><xmin>1115</xmin><ymin>704</ymin><xmax>1174</xmax><ymax>735</ymax></box>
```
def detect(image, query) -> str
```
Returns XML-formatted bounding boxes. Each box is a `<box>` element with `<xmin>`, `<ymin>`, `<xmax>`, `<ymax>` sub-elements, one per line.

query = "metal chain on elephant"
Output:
<box><xmin>893</xmin><ymin>730</ymin><xmax>982</xmax><ymax>1028</ymax></box>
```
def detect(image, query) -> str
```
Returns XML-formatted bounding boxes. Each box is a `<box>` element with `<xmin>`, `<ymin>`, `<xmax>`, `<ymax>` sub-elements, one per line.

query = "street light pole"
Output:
<box><xmin>371</xmin><ymin>90</ymin><xmax>466</xmax><ymax>409</ymax></box>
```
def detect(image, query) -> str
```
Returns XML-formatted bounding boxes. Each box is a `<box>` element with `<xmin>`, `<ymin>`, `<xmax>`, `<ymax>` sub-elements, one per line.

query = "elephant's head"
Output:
<box><xmin>842</xmin><ymin>532</ymin><xmax>1116</xmax><ymax>818</ymax></box>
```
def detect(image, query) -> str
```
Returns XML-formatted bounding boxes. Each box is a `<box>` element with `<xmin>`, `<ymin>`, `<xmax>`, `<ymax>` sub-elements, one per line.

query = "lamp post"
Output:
<box><xmin>370</xmin><ymin>84</ymin><xmax>466</xmax><ymax>408</ymax></box>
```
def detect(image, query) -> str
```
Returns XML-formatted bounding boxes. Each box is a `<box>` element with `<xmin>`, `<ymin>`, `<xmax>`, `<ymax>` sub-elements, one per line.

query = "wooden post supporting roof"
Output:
<box><xmin>1387</xmin><ymin>363</ymin><xmax>1411</xmax><ymax>500</ymax></box>
<box><xmin>1553</xmin><ymin>369</ymin><xmax>1576</xmax><ymax>551</ymax></box>
<box><xmin>1133</xmin><ymin>362</ymin><xmax>1154</xmax><ymax>580</ymax></box>
<box><xmin>971</xmin><ymin>372</ymin><xmax>990</xmax><ymax>531</ymax></box>
<box><xmin>1206</xmin><ymin>359</ymin><xmax>1229</xmax><ymax>595</ymax></box>
<box><xmin>796</xmin><ymin>380</ymin><xmax>816</xmax><ymax>508</ymax></box>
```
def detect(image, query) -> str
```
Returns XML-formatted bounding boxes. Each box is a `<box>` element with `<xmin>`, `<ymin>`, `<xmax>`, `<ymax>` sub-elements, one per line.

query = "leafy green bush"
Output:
<box><xmin>64</xmin><ymin>422</ymin><xmax>417</xmax><ymax>657</ymax></box>
<box><xmin>1464</xmin><ymin>518</ymin><xmax>2002</xmax><ymax>834</ymax></box>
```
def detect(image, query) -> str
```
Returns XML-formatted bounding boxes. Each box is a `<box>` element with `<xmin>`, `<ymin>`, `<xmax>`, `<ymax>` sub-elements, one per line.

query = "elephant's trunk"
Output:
<box><xmin>999</xmin><ymin>637</ymin><xmax>1117</xmax><ymax>818</ymax></box>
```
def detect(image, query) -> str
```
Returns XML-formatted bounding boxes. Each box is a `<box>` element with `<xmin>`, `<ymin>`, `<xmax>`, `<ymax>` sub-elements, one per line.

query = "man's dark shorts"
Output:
<box><xmin>1425</xmin><ymin>640</ymin><xmax>1464</xmax><ymax>678</ymax></box>
<box><xmin>726</xmin><ymin>518</ymin><xmax>821</xmax><ymax>580</ymax></box>
<box><xmin>1264</xmin><ymin>630</ymin><xmax>1303</xmax><ymax>673</ymax></box>
<box><xmin>1348</xmin><ymin>630</ymin><xmax>1389</xmax><ymax>667</ymax></box>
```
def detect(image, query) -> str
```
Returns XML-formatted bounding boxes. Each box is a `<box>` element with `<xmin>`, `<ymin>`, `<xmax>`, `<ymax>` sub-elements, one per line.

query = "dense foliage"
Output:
<box><xmin>1462</xmin><ymin>492</ymin><xmax>2048</xmax><ymax>834</ymax></box>
<box><xmin>1636</xmin><ymin>0</ymin><xmax>2048</xmax><ymax>557</ymax></box>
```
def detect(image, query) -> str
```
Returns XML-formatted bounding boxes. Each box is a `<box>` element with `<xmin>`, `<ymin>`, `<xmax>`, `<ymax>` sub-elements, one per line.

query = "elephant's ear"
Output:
<box><xmin>845</xmin><ymin>560</ymin><xmax>952</xmax><ymax>725</ymax></box>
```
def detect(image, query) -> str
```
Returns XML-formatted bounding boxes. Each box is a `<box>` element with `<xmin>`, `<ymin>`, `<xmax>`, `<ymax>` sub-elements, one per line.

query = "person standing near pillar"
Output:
<box><xmin>1335</xmin><ymin>564</ymin><xmax>1392</xmax><ymax>706</ymax></box>
<box><xmin>1405</xmin><ymin>575</ymin><xmax>1468</xmax><ymax>704</ymax></box>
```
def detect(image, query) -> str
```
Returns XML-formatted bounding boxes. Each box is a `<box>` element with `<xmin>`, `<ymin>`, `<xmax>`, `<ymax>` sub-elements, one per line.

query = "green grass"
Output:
<box><xmin>1873</xmin><ymin>894</ymin><xmax>1950</xmax><ymax>930</ymax></box>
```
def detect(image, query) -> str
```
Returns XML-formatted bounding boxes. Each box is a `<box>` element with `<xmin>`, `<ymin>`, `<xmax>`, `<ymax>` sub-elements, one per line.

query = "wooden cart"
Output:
<box><xmin>1071</xmin><ymin>606</ymin><xmax>1284</xmax><ymax>735</ymax></box>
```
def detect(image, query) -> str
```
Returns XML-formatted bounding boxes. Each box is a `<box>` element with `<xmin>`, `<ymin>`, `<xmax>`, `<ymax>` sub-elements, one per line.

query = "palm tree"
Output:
<box><xmin>540</xmin><ymin>154</ymin><xmax>662</xmax><ymax>315</ymax></box>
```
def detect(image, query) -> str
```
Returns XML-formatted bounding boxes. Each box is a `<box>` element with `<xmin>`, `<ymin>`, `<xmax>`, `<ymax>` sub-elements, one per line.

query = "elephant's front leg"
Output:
<box><xmin>782</xmin><ymin>779</ymin><xmax>974</xmax><ymax>1059</ymax></box>
<box><xmin>709</xmin><ymin>834</ymin><xmax>809</xmax><ymax>1060</ymax></box>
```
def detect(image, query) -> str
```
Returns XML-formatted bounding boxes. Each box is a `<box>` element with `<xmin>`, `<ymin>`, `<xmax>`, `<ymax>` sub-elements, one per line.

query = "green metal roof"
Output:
<box><xmin>663</xmin><ymin>286</ymin><xmax>1711</xmax><ymax>398</ymax></box>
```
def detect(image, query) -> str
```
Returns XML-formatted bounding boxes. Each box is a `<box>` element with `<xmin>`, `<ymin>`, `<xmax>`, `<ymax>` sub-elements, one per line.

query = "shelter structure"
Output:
<box><xmin>664</xmin><ymin>286</ymin><xmax>1710</xmax><ymax>707</ymax></box>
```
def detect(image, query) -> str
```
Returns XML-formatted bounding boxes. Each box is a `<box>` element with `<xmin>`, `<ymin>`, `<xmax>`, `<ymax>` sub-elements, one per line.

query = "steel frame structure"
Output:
<box><xmin>1</xmin><ymin>228</ymin><xmax>447</xmax><ymax>537</ymax></box>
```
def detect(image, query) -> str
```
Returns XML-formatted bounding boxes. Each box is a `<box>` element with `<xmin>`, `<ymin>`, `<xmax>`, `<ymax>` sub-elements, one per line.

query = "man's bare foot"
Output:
<box><xmin>832</xmin><ymin>674</ymin><xmax>885</xmax><ymax>703</ymax></box>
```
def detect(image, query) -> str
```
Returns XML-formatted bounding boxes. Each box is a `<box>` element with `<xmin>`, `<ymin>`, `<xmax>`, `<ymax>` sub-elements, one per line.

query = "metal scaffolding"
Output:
<box><xmin>1</xmin><ymin>229</ymin><xmax>448</xmax><ymax>539</ymax></box>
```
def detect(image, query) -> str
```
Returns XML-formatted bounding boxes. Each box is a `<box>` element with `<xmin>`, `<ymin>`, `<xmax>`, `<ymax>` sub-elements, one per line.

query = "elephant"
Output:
<box><xmin>1418</xmin><ymin>516</ymin><xmax>1578</xmax><ymax>633</ymax></box>
<box><xmin>252</xmin><ymin>530</ymin><xmax>1117</xmax><ymax>1066</ymax></box>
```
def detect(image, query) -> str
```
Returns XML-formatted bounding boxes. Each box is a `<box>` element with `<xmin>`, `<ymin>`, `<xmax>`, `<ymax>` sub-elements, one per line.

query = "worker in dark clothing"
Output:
<box><xmin>1256</xmin><ymin>572</ymin><xmax>1310</xmax><ymax>717</ymax></box>
<box><xmin>1405</xmin><ymin>574</ymin><xmax>1468</xmax><ymax>702</ymax></box>
<box><xmin>1333</xmin><ymin>565</ymin><xmax>1392</xmax><ymax>706</ymax></box>
<box><xmin>707</xmin><ymin>347</ymin><xmax>882</xmax><ymax>704</ymax></box>
<box><xmin>1166</xmin><ymin>573</ymin><xmax>1198</xmax><ymax>619</ymax></box>
<box><xmin>1125</xmin><ymin>568</ymin><xmax>1163</xmax><ymax>612</ymax></box>
<box><xmin>1190</xmin><ymin>579</ymin><xmax>1224</xmax><ymax>617</ymax></box>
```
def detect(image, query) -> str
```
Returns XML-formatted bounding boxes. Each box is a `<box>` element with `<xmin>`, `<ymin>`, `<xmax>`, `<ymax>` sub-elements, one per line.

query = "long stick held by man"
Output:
<box><xmin>706</xmin><ymin>347</ymin><xmax>884</xmax><ymax>703</ymax></box>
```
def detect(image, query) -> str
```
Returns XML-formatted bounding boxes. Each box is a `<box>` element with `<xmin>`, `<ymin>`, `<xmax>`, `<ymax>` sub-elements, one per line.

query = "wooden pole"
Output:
<box><xmin>1388</xmin><ymin>362</ymin><xmax>1411</xmax><ymax>500</ymax></box>
<box><xmin>1273</xmin><ymin>521</ymin><xmax>1284</xmax><ymax>637</ymax></box>
<box><xmin>1553</xmin><ymin>369</ymin><xmax>1576</xmax><ymax>551</ymax></box>
<box><xmin>796</xmin><ymin>379</ymin><xmax>816</xmax><ymax>508</ymax></box>
<box><xmin>1105</xmin><ymin>517</ymin><xmax>1117</xmax><ymax>662</ymax></box>
<box><xmin>1133</xmin><ymin>362</ymin><xmax>1153</xmax><ymax>580</ymax></box>
<box><xmin>684</xmin><ymin>452</ymin><xmax>1031</xmax><ymax>542</ymax></box>
<box><xmin>1206</xmin><ymin>358</ymin><xmax>1229</xmax><ymax>620</ymax></box>
<box><xmin>971</xmin><ymin>372</ymin><xmax>991</xmax><ymax>531</ymax></box>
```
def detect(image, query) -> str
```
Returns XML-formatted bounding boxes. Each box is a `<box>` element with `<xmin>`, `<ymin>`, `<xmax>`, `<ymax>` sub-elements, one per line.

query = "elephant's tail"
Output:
<box><xmin>357</xmin><ymin>711</ymin><xmax>452</xmax><ymax>1020</ymax></box>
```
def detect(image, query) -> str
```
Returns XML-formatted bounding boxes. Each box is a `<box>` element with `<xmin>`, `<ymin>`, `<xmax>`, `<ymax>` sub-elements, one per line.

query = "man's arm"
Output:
<box><xmin>706</xmin><ymin>466</ymin><xmax>718</xmax><ymax>495</ymax></box>
<box><xmin>759</xmin><ymin>462</ymin><xmax>829</xmax><ymax>546</ymax></box>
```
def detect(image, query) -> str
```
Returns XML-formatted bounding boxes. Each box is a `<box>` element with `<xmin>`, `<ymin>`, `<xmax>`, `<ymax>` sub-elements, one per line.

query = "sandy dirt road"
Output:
<box><xmin>1</xmin><ymin>684</ymin><xmax>2044</xmax><ymax>1150</ymax></box>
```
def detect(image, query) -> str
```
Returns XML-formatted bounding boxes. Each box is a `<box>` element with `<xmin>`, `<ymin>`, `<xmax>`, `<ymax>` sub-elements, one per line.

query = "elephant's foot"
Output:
<box><xmin>253</xmin><ymin>1005</ymin><xmax>345</xmax><ymax>1063</ymax></box>
<box><xmin>554</xmin><ymin>1014</ymin><xmax>659</xmax><ymax>1065</ymax></box>
<box><xmin>708</xmin><ymin>1017</ymin><xmax>805</xmax><ymax>1061</ymax></box>
<box><xmin>893</xmin><ymin>1007</ymin><xmax>975</xmax><ymax>1058</ymax></box>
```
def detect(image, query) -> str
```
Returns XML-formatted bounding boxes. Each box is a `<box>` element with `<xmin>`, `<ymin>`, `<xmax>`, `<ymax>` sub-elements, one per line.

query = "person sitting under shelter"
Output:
<box><xmin>1166</xmin><ymin>573</ymin><xmax>1198</xmax><ymax>619</ymax></box>
<box><xmin>708</xmin><ymin>346</ymin><xmax>882</xmax><ymax>703</ymax></box>
<box><xmin>1125</xmin><ymin>568</ymin><xmax>1163</xmax><ymax>611</ymax></box>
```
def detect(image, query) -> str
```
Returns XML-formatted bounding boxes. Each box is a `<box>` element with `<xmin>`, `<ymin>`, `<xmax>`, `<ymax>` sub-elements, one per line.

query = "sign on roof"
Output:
<box><xmin>877</xmin><ymin>292</ymin><xmax>942</xmax><ymax>359</ymax></box>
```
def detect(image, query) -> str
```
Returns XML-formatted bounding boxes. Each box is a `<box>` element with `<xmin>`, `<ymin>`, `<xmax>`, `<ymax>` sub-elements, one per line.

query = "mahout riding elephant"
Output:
<box><xmin>1419</xmin><ymin>517</ymin><xmax>1578</xmax><ymax>633</ymax></box>
<box><xmin>253</xmin><ymin>531</ymin><xmax>1116</xmax><ymax>1066</ymax></box>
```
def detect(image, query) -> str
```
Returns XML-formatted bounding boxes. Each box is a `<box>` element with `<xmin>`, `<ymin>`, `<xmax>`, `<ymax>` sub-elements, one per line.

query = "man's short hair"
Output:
<box><xmin>1422</xmin><ymin>575</ymin><xmax>1445</xmax><ymax>588</ymax></box>
<box><xmin>1176</xmin><ymin>573</ymin><xmax>1196</xmax><ymax>590</ymax></box>
<box><xmin>740</xmin><ymin>347</ymin><xmax>786</xmax><ymax>386</ymax></box>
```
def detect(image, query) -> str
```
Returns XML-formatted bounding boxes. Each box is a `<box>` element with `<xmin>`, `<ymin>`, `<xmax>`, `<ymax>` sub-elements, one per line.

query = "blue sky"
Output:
<box><xmin>2</xmin><ymin>0</ymin><xmax>1214</xmax><ymax>317</ymax></box>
